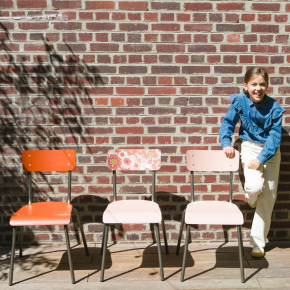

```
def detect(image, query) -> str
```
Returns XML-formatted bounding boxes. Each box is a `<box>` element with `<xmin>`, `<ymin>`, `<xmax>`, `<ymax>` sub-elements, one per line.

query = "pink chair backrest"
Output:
<box><xmin>108</xmin><ymin>149</ymin><xmax>161</xmax><ymax>171</ymax></box>
<box><xmin>186</xmin><ymin>150</ymin><xmax>239</xmax><ymax>172</ymax></box>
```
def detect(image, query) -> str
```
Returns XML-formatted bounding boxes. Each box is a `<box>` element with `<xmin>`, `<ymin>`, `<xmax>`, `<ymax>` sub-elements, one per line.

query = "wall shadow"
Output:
<box><xmin>0</xmin><ymin>22</ymin><xmax>103</xmax><ymax>245</ymax></box>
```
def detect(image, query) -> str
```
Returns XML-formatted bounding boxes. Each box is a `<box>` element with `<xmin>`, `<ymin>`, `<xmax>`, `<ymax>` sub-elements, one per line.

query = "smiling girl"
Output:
<box><xmin>219</xmin><ymin>67</ymin><xmax>286</xmax><ymax>258</ymax></box>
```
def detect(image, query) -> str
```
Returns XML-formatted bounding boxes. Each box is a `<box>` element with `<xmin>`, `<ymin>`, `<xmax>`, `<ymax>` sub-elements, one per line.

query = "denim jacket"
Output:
<box><xmin>219</xmin><ymin>93</ymin><xmax>285</xmax><ymax>164</ymax></box>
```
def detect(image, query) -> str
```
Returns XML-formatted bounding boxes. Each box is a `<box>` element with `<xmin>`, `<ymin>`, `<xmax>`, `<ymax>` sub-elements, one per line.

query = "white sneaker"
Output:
<box><xmin>251</xmin><ymin>245</ymin><xmax>264</xmax><ymax>258</ymax></box>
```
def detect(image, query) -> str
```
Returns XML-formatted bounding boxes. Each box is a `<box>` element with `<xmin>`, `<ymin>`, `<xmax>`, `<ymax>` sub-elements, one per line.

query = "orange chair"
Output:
<box><xmin>9</xmin><ymin>150</ymin><xmax>89</xmax><ymax>285</ymax></box>
<box><xmin>176</xmin><ymin>150</ymin><xmax>245</xmax><ymax>282</ymax></box>
<box><xmin>100</xmin><ymin>149</ymin><xmax>169</xmax><ymax>282</ymax></box>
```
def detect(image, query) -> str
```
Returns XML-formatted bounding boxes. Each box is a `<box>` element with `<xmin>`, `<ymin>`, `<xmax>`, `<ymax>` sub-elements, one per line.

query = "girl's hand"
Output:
<box><xmin>223</xmin><ymin>146</ymin><xmax>235</xmax><ymax>158</ymax></box>
<box><xmin>247</xmin><ymin>159</ymin><xmax>261</xmax><ymax>170</ymax></box>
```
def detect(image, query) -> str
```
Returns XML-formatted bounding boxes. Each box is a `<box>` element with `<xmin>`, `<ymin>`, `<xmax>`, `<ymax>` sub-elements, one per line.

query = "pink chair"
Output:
<box><xmin>100</xmin><ymin>149</ymin><xmax>169</xmax><ymax>282</ymax></box>
<box><xmin>176</xmin><ymin>150</ymin><xmax>245</xmax><ymax>282</ymax></box>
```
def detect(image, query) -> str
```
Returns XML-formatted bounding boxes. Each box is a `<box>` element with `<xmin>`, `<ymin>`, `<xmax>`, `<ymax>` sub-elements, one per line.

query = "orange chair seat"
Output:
<box><xmin>185</xmin><ymin>201</ymin><xmax>244</xmax><ymax>225</ymax></box>
<box><xmin>10</xmin><ymin>202</ymin><xmax>73</xmax><ymax>226</ymax></box>
<box><xmin>103</xmin><ymin>200</ymin><xmax>162</xmax><ymax>224</ymax></box>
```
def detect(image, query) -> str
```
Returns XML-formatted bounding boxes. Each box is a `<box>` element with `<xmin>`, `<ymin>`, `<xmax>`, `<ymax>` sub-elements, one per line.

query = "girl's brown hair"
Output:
<box><xmin>243</xmin><ymin>67</ymin><xmax>269</xmax><ymax>94</ymax></box>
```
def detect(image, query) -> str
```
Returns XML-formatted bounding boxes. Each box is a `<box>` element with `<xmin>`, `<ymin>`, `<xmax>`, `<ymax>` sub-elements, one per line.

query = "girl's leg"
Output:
<box><xmin>250</xmin><ymin>148</ymin><xmax>280</xmax><ymax>248</ymax></box>
<box><xmin>241</xmin><ymin>141</ymin><xmax>264</xmax><ymax>207</ymax></box>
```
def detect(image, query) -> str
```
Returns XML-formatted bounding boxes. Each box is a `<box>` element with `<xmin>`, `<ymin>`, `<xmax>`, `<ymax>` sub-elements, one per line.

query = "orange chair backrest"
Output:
<box><xmin>186</xmin><ymin>150</ymin><xmax>239</xmax><ymax>172</ymax></box>
<box><xmin>22</xmin><ymin>150</ymin><xmax>76</xmax><ymax>172</ymax></box>
<box><xmin>108</xmin><ymin>149</ymin><xmax>161</xmax><ymax>171</ymax></box>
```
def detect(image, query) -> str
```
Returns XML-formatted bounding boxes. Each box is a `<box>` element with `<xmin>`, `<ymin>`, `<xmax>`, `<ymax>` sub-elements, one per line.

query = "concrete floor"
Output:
<box><xmin>1</xmin><ymin>241</ymin><xmax>290</xmax><ymax>289</ymax></box>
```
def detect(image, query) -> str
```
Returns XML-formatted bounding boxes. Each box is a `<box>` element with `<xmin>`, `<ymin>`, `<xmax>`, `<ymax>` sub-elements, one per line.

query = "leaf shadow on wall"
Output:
<box><xmin>0</xmin><ymin>22</ymin><xmax>104</xmax><ymax>246</ymax></box>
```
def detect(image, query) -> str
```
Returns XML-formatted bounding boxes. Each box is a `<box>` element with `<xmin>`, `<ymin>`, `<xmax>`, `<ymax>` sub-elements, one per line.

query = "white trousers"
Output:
<box><xmin>241</xmin><ymin>140</ymin><xmax>281</xmax><ymax>248</ymax></box>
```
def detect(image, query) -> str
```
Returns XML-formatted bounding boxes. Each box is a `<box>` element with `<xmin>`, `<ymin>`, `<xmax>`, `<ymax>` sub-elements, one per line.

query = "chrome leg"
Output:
<box><xmin>72</xmin><ymin>208</ymin><xmax>89</xmax><ymax>256</ymax></box>
<box><xmin>161</xmin><ymin>216</ymin><xmax>169</xmax><ymax>254</ymax></box>
<box><xmin>64</xmin><ymin>225</ymin><xmax>75</xmax><ymax>284</ymax></box>
<box><xmin>100</xmin><ymin>224</ymin><xmax>109</xmax><ymax>282</ymax></box>
<box><xmin>19</xmin><ymin>226</ymin><xmax>24</xmax><ymax>258</ymax></box>
<box><xmin>181</xmin><ymin>224</ymin><xmax>190</xmax><ymax>282</ymax></box>
<box><xmin>155</xmin><ymin>223</ymin><xmax>164</xmax><ymax>281</ymax></box>
<box><xmin>9</xmin><ymin>227</ymin><xmax>17</xmax><ymax>286</ymax></box>
<box><xmin>176</xmin><ymin>209</ymin><xmax>185</xmax><ymax>255</ymax></box>
<box><xmin>237</xmin><ymin>225</ymin><xmax>245</xmax><ymax>283</ymax></box>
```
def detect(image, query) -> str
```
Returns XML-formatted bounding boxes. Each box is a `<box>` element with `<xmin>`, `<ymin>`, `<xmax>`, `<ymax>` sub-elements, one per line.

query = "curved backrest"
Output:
<box><xmin>108</xmin><ymin>149</ymin><xmax>161</xmax><ymax>171</ymax></box>
<box><xmin>186</xmin><ymin>150</ymin><xmax>239</xmax><ymax>172</ymax></box>
<box><xmin>22</xmin><ymin>150</ymin><xmax>76</xmax><ymax>172</ymax></box>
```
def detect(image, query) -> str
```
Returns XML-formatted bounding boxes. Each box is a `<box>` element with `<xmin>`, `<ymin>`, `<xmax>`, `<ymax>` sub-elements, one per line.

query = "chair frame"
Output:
<box><xmin>100</xmin><ymin>150</ymin><xmax>169</xmax><ymax>282</ymax></box>
<box><xmin>176</xmin><ymin>151</ymin><xmax>245</xmax><ymax>283</ymax></box>
<box><xmin>9</xmin><ymin>150</ymin><xmax>89</xmax><ymax>285</ymax></box>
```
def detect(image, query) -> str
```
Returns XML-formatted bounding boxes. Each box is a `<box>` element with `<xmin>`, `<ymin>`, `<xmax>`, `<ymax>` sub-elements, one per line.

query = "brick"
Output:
<box><xmin>119</xmin><ymin>1</ymin><xmax>147</xmax><ymax>10</ymax></box>
<box><xmin>180</xmin><ymin>87</ymin><xmax>207</xmax><ymax>94</ymax></box>
<box><xmin>95</xmin><ymin>12</ymin><xmax>109</xmax><ymax>20</ymax></box>
<box><xmin>188</xmin><ymin>45</ymin><xmax>215</xmax><ymax>53</ymax></box>
<box><xmin>90</xmin><ymin>43</ymin><xmax>118</xmax><ymax>52</ymax></box>
<box><xmin>124</xmin><ymin>44</ymin><xmax>152</xmax><ymax>52</ymax></box>
<box><xmin>177</xmin><ymin>13</ymin><xmax>190</xmax><ymax>22</ymax></box>
<box><xmin>252</xmin><ymin>24</ymin><xmax>279</xmax><ymax>33</ymax></box>
<box><xmin>151</xmin><ymin>2</ymin><xmax>180</xmax><ymax>10</ymax></box>
<box><xmin>258</xmin><ymin>14</ymin><xmax>271</xmax><ymax>22</ymax></box>
<box><xmin>86</xmin><ymin>22</ymin><xmax>115</xmax><ymax>30</ymax></box>
<box><xmin>217</xmin><ymin>3</ymin><xmax>244</xmax><ymax>11</ymax></box>
<box><xmin>252</xmin><ymin>3</ymin><xmax>280</xmax><ymax>12</ymax></box>
<box><xmin>119</xmin><ymin>23</ymin><xmax>148</xmax><ymax>31</ymax></box>
<box><xmin>52</xmin><ymin>0</ymin><xmax>81</xmax><ymax>9</ymax></box>
<box><xmin>241</xmin><ymin>14</ymin><xmax>255</xmax><ymax>22</ymax></box>
<box><xmin>214</xmin><ymin>66</ymin><xmax>242</xmax><ymax>74</ymax></box>
<box><xmin>251</xmin><ymin>45</ymin><xmax>278</xmax><ymax>54</ymax></box>
<box><xmin>184</xmin><ymin>3</ymin><xmax>212</xmax><ymax>11</ymax></box>
<box><xmin>116</xmin><ymin>87</ymin><xmax>144</xmax><ymax>95</ymax></box>
<box><xmin>0</xmin><ymin>0</ymin><xmax>13</xmax><ymax>8</ymax></box>
<box><xmin>86</xmin><ymin>1</ymin><xmax>114</xmax><ymax>9</ymax></box>
<box><xmin>151</xmin><ymin>66</ymin><xmax>179</xmax><ymax>74</ymax></box>
<box><xmin>17</xmin><ymin>0</ymin><xmax>47</xmax><ymax>8</ymax></box>
<box><xmin>152</xmin><ymin>24</ymin><xmax>180</xmax><ymax>31</ymax></box>
<box><xmin>216</xmin><ymin>24</ymin><xmax>245</xmax><ymax>32</ymax></box>
<box><xmin>184</xmin><ymin>24</ymin><xmax>212</xmax><ymax>32</ymax></box>
<box><xmin>148</xmin><ymin>87</ymin><xmax>176</xmax><ymax>95</ymax></box>
<box><xmin>119</xmin><ymin>66</ymin><xmax>147</xmax><ymax>74</ymax></box>
<box><xmin>182</xmin><ymin>66</ymin><xmax>210</xmax><ymax>74</ymax></box>
<box><xmin>220</xmin><ymin>44</ymin><xmax>247</xmax><ymax>52</ymax></box>
<box><xmin>275</xmin><ymin>15</ymin><xmax>288</xmax><ymax>23</ymax></box>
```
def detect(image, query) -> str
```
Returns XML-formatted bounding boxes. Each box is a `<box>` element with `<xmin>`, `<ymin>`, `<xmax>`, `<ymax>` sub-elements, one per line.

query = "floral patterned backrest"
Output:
<box><xmin>108</xmin><ymin>149</ymin><xmax>161</xmax><ymax>171</ymax></box>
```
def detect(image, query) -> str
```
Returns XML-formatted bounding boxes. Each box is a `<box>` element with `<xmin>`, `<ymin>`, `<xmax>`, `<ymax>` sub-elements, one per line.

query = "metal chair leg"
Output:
<box><xmin>9</xmin><ymin>227</ymin><xmax>17</xmax><ymax>286</ymax></box>
<box><xmin>19</xmin><ymin>226</ymin><xmax>24</xmax><ymax>258</ymax></box>
<box><xmin>237</xmin><ymin>225</ymin><xmax>245</xmax><ymax>283</ymax></box>
<box><xmin>161</xmin><ymin>216</ymin><xmax>169</xmax><ymax>254</ymax></box>
<box><xmin>176</xmin><ymin>209</ymin><xmax>185</xmax><ymax>255</ymax></box>
<box><xmin>72</xmin><ymin>208</ymin><xmax>89</xmax><ymax>256</ymax></box>
<box><xmin>64</xmin><ymin>225</ymin><xmax>75</xmax><ymax>284</ymax></box>
<box><xmin>100</xmin><ymin>225</ymin><xmax>106</xmax><ymax>255</ymax></box>
<box><xmin>155</xmin><ymin>223</ymin><xmax>165</xmax><ymax>281</ymax></box>
<box><xmin>100</xmin><ymin>224</ymin><xmax>109</xmax><ymax>282</ymax></box>
<box><xmin>181</xmin><ymin>224</ymin><xmax>190</xmax><ymax>282</ymax></box>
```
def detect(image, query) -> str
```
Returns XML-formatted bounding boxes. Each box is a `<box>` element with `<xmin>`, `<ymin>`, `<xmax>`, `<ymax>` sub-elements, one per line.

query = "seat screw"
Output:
<box><xmin>29</xmin><ymin>164</ymin><xmax>31</xmax><ymax>166</ymax></box>
<box><xmin>68</xmin><ymin>163</ymin><xmax>70</xmax><ymax>166</ymax></box>
<box><xmin>192</xmin><ymin>164</ymin><xmax>194</xmax><ymax>166</ymax></box>
<box><xmin>28</xmin><ymin>155</ymin><xmax>30</xmax><ymax>157</ymax></box>
<box><xmin>68</xmin><ymin>154</ymin><xmax>70</xmax><ymax>156</ymax></box>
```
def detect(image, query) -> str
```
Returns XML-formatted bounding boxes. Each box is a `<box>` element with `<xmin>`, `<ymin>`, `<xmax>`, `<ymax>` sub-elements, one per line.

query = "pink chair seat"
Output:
<box><xmin>103</xmin><ymin>200</ymin><xmax>162</xmax><ymax>224</ymax></box>
<box><xmin>10</xmin><ymin>202</ymin><xmax>73</xmax><ymax>226</ymax></box>
<box><xmin>185</xmin><ymin>201</ymin><xmax>244</xmax><ymax>225</ymax></box>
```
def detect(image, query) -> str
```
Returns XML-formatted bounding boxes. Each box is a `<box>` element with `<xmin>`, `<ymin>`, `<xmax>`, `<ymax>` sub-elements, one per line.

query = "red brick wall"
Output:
<box><xmin>1</xmin><ymin>1</ymin><xmax>290</xmax><ymax>245</ymax></box>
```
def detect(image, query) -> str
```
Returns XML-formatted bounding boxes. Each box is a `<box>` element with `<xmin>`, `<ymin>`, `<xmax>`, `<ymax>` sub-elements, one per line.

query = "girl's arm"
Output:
<box><xmin>256</xmin><ymin>115</ymin><xmax>283</xmax><ymax>164</ymax></box>
<box><xmin>219</xmin><ymin>104</ymin><xmax>240</xmax><ymax>151</ymax></box>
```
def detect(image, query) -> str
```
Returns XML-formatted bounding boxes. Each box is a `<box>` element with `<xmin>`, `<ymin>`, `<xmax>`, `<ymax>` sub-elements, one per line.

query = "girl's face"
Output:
<box><xmin>243</xmin><ymin>74</ymin><xmax>268</xmax><ymax>103</ymax></box>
